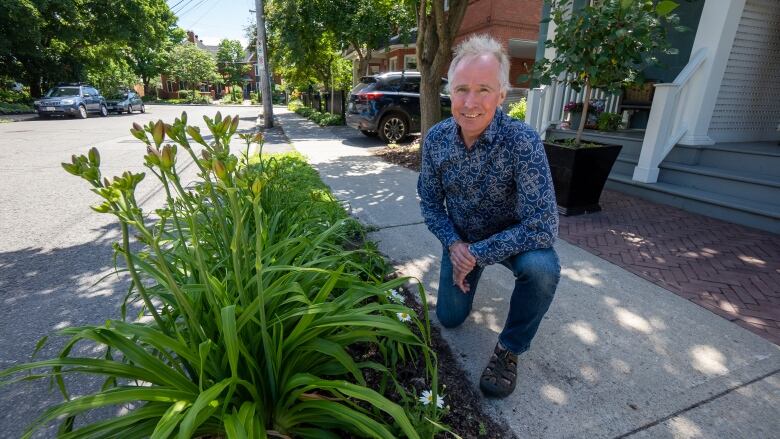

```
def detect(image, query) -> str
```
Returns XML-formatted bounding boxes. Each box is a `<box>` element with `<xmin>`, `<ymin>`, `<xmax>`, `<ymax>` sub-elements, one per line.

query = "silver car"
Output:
<box><xmin>105</xmin><ymin>90</ymin><xmax>145</xmax><ymax>114</ymax></box>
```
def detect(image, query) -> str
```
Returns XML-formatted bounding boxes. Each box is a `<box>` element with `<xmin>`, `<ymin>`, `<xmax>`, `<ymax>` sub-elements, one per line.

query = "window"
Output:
<box><xmin>404</xmin><ymin>55</ymin><xmax>417</xmax><ymax>71</ymax></box>
<box><xmin>401</xmin><ymin>76</ymin><xmax>420</xmax><ymax>93</ymax></box>
<box><xmin>389</xmin><ymin>57</ymin><xmax>397</xmax><ymax>72</ymax></box>
<box><xmin>166</xmin><ymin>80</ymin><xmax>173</xmax><ymax>92</ymax></box>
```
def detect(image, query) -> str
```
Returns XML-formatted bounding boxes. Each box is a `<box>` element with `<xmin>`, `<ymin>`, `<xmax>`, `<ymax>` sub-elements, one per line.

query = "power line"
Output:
<box><xmin>172</xmin><ymin>0</ymin><xmax>196</xmax><ymax>14</ymax></box>
<box><xmin>177</xmin><ymin>0</ymin><xmax>210</xmax><ymax>18</ymax></box>
<box><xmin>169</xmin><ymin>0</ymin><xmax>187</xmax><ymax>10</ymax></box>
<box><xmin>189</xmin><ymin>0</ymin><xmax>221</xmax><ymax>27</ymax></box>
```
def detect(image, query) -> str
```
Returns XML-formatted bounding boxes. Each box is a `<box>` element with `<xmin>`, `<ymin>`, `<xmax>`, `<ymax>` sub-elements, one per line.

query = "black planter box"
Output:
<box><xmin>543</xmin><ymin>141</ymin><xmax>622</xmax><ymax>216</ymax></box>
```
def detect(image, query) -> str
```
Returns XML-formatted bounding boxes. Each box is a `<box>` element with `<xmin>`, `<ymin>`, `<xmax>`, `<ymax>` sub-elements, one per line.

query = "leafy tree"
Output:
<box><xmin>167</xmin><ymin>43</ymin><xmax>219</xmax><ymax>101</ymax></box>
<box><xmin>0</xmin><ymin>0</ymin><xmax>177</xmax><ymax>97</ymax></box>
<box><xmin>415</xmin><ymin>0</ymin><xmax>469</xmax><ymax>142</ymax></box>
<box><xmin>217</xmin><ymin>39</ymin><xmax>250</xmax><ymax>99</ymax></box>
<box><xmin>533</xmin><ymin>0</ymin><xmax>681</xmax><ymax>144</ymax></box>
<box><xmin>130</xmin><ymin>26</ymin><xmax>186</xmax><ymax>96</ymax></box>
<box><xmin>265</xmin><ymin>0</ymin><xmax>413</xmax><ymax>91</ymax></box>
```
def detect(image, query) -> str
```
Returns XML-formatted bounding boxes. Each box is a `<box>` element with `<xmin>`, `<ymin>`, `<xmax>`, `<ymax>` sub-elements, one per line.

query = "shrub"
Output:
<box><xmin>177</xmin><ymin>89</ymin><xmax>194</xmax><ymax>100</ymax></box>
<box><xmin>0</xmin><ymin>88</ymin><xmax>32</xmax><ymax>105</ymax></box>
<box><xmin>507</xmin><ymin>98</ymin><xmax>527</xmax><ymax>122</ymax></box>
<box><xmin>287</xmin><ymin>99</ymin><xmax>304</xmax><ymax>112</ymax></box>
<box><xmin>0</xmin><ymin>102</ymin><xmax>33</xmax><ymax>114</ymax></box>
<box><xmin>2</xmin><ymin>112</ymin><xmax>447</xmax><ymax>438</ymax></box>
<box><xmin>596</xmin><ymin>111</ymin><xmax>623</xmax><ymax>131</ymax></box>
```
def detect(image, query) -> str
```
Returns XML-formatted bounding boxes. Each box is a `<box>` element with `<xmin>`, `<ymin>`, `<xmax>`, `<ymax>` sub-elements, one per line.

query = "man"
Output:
<box><xmin>417</xmin><ymin>35</ymin><xmax>560</xmax><ymax>398</ymax></box>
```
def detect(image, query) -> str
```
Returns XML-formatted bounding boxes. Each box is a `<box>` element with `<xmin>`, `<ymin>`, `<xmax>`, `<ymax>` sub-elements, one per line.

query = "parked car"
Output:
<box><xmin>105</xmin><ymin>90</ymin><xmax>145</xmax><ymax>114</ymax></box>
<box><xmin>33</xmin><ymin>83</ymin><xmax>108</xmax><ymax>119</ymax></box>
<box><xmin>346</xmin><ymin>72</ymin><xmax>451</xmax><ymax>143</ymax></box>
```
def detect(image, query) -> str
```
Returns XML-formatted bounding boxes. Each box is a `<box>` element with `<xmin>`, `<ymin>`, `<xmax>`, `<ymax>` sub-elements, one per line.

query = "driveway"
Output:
<box><xmin>0</xmin><ymin>105</ymin><xmax>269</xmax><ymax>437</ymax></box>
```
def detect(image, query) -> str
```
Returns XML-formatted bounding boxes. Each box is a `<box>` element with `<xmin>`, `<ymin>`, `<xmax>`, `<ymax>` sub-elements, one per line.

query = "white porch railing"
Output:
<box><xmin>526</xmin><ymin>74</ymin><xmax>621</xmax><ymax>139</ymax></box>
<box><xmin>632</xmin><ymin>48</ymin><xmax>709</xmax><ymax>183</ymax></box>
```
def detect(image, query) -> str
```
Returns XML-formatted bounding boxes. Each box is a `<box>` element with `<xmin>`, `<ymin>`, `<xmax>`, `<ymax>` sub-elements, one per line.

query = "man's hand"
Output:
<box><xmin>449</xmin><ymin>241</ymin><xmax>476</xmax><ymax>293</ymax></box>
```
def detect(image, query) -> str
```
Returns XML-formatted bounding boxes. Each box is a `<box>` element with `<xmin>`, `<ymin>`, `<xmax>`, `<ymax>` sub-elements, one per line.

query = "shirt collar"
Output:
<box><xmin>451</xmin><ymin>107</ymin><xmax>504</xmax><ymax>148</ymax></box>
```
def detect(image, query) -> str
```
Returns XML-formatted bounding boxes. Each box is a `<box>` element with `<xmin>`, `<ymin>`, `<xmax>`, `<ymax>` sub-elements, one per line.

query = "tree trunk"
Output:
<box><xmin>142</xmin><ymin>76</ymin><xmax>150</xmax><ymax>97</ymax></box>
<box><xmin>575</xmin><ymin>81</ymin><xmax>591</xmax><ymax>145</ymax></box>
<box><xmin>416</xmin><ymin>0</ymin><xmax>469</xmax><ymax>144</ymax></box>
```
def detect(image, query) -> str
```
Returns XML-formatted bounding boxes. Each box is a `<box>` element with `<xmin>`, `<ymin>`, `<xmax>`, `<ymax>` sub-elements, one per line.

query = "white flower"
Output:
<box><xmin>418</xmin><ymin>389</ymin><xmax>444</xmax><ymax>408</ymax></box>
<box><xmin>396</xmin><ymin>312</ymin><xmax>411</xmax><ymax>322</ymax></box>
<box><xmin>388</xmin><ymin>289</ymin><xmax>405</xmax><ymax>304</ymax></box>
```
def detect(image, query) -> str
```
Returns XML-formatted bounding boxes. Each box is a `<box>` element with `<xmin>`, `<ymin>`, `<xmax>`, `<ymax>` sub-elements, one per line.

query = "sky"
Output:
<box><xmin>167</xmin><ymin>0</ymin><xmax>255</xmax><ymax>48</ymax></box>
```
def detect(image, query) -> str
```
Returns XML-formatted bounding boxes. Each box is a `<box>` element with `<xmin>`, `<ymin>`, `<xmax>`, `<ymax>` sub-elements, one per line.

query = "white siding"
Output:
<box><xmin>708</xmin><ymin>0</ymin><xmax>780</xmax><ymax>142</ymax></box>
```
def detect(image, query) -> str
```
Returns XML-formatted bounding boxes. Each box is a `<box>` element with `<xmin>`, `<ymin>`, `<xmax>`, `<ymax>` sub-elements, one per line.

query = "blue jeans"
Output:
<box><xmin>436</xmin><ymin>246</ymin><xmax>561</xmax><ymax>355</ymax></box>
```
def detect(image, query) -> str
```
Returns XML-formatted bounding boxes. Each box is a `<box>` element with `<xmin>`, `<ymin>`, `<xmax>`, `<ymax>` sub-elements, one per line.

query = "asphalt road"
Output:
<box><xmin>0</xmin><ymin>104</ymin><xmax>266</xmax><ymax>437</ymax></box>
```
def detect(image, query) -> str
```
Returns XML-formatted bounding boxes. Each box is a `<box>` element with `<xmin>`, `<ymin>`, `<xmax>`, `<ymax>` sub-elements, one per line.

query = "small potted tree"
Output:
<box><xmin>533</xmin><ymin>0</ymin><xmax>681</xmax><ymax>215</ymax></box>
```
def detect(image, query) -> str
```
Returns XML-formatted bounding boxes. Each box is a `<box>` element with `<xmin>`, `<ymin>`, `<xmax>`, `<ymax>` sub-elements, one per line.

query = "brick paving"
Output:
<box><xmin>558</xmin><ymin>189</ymin><xmax>780</xmax><ymax>345</ymax></box>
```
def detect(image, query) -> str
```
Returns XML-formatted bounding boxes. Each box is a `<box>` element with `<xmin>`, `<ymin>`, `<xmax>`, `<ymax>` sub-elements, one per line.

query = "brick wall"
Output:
<box><xmin>456</xmin><ymin>0</ymin><xmax>542</xmax><ymax>43</ymax></box>
<box><xmin>382</xmin><ymin>48</ymin><xmax>417</xmax><ymax>72</ymax></box>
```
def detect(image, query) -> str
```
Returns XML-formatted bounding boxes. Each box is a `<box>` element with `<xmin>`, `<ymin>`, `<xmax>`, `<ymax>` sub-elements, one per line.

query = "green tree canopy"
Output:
<box><xmin>0</xmin><ymin>0</ymin><xmax>178</xmax><ymax>97</ymax></box>
<box><xmin>217</xmin><ymin>39</ymin><xmax>250</xmax><ymax>98</ymax></box>
<box><xmin>264</xmin><ymin>0</ymin><xmax>414</xmax><ymax>91</ymax></box>
<box><xmin>167</xmin><ymin>43</ymin><xmax>219</xmax><ymax>98</ymax></box>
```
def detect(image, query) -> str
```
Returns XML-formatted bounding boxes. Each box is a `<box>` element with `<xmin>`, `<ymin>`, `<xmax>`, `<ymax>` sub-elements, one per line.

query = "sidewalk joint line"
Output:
<box><xmin>613</xmin><ymin>367</ymin><xmax>780</xmax><ymax>438</ymax></box>
<box><xmin>376</xmin><ymin>221</ymin><xmax>425</xmax><ymax>230</ymax></box>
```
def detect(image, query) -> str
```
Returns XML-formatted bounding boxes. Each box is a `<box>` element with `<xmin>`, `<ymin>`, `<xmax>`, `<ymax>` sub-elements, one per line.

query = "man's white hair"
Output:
<box><xmin>448</xmin><ymin>34</ymin><xmax>510</xmax><ymax>93</ymax></box>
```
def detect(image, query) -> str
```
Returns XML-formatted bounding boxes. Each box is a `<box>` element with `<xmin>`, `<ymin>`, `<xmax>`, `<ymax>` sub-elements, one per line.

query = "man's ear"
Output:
<box><xmin>498</xmin><ymin>89</ymin><xmax>507</xmax><ymax>107</ymax></box>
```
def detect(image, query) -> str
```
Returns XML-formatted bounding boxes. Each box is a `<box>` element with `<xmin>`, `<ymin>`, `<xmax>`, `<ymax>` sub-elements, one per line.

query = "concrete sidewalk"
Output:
<box><xmin>271</xmin><ymin>107</ymin><xmax>780</xmax><ymax>438</ymax></box>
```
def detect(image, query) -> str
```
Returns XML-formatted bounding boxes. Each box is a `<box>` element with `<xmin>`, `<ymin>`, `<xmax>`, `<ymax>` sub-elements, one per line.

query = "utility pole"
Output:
<box><xmin>255</xmin><ymin>0</ymin><xmax>273</xmax><ymax>128</ymax></box>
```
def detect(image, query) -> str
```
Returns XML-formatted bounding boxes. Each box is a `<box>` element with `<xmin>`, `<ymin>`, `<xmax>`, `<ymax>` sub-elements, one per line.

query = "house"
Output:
<box><xmin>526</xmin><ymin>0</ymin><xmax>780</xmax><ymax>233</ymax></box>
<box><xmin>344</xmin><ymin>0</ymin><xmax>542</xmax><ymax>98</ymax></box>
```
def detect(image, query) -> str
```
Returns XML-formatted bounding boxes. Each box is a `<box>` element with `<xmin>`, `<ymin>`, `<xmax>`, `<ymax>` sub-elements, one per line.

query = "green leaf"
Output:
<box><xmin>221</xmin><ymin>305</ymin><xmax>240</xmax><ymax>378</ymax></box>
<box><xmin>656</xmin><ymin>0</ymin><xmax>679</xmax><ymax>17</ymax></box>
<box><xmin>177</xmin><ymin>378</ymin><xmax>232</xmax><ymax>439</ymax></box>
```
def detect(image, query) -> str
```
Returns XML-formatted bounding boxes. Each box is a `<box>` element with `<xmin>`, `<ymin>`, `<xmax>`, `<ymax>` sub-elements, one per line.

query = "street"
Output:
<box><xmin>0</xmin><ymin>104</ymin><xmax>264</xmax><ymax>437</ymax></box>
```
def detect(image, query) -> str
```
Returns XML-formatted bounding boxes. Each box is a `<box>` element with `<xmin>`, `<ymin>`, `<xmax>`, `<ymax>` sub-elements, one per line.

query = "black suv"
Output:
<box><xmin>346</xmin><ymin>72</ymin><xmax>451</xmax><ymax>143</ymax></box>
<box><xmin>34</xmin><ymin>83</ymin><xmax>108</xmax><ymax>119</ymax></box>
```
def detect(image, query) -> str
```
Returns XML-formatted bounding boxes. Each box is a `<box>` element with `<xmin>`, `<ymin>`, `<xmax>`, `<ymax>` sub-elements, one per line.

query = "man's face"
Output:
<box><xmin>449</xmin><ymin>54</ymin><xmax>506</xmax><ymax>146</ymax></box>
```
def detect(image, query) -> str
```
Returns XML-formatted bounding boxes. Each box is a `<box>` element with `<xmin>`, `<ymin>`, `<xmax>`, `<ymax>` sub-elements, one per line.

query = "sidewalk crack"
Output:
<box><xmin>613</xmin><ymin>367</ymin><xmax>780</xmax><ymax>438</ymax></box>
<box><xmin>375</xmin><ymin>221</ymin><xmax>425</xmax><ymax>230</ymax></box>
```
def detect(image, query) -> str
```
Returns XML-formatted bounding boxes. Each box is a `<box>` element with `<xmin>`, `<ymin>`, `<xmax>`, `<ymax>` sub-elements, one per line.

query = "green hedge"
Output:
<box><xmin>294</xmin><ymin>105</ymin><xmax>343</xmax><ymax>126</ymax></box>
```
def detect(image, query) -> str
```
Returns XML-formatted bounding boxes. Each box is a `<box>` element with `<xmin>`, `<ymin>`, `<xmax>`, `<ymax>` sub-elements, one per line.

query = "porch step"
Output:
<box><xmin>669</xmin><ymin>142</ymin><xmax>780</xmax><ymax>176</ymax></box>
<box><xmin>606</xmin><ymin>174</ymin><xmax>780</xmax><ymax>234</ymax></box>
<box><xmin>658</xmin><ymin>162</ymin><xmax>780</xmax><ymax>206</ymax></box>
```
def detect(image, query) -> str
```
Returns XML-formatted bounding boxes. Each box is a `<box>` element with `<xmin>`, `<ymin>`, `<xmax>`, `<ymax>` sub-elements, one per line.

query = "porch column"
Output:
<box><xmin>677</xmin><ymin>0</ymin><xmax>746</xmax><ymax>145</ymax></box>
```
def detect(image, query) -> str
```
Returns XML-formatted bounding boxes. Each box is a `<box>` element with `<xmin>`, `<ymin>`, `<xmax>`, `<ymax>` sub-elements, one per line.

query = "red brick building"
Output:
<box><xmin>346</xmin><ymin>0</ymin><xmax>542</xmax><ymax>89</ymax></box>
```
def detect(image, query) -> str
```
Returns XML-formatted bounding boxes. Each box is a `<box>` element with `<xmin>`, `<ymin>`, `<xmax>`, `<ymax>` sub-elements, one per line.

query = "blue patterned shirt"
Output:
<box><xmin>417</xmin><ymin>108</ymin><xmax>559</xmax><ymax>266</ymax></box>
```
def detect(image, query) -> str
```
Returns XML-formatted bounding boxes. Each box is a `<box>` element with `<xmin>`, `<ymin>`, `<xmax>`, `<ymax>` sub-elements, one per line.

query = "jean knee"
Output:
<box><xmin>512</xmin><ymin>250</ymin><xmax>561</xmax><ymax>289</ymax></box>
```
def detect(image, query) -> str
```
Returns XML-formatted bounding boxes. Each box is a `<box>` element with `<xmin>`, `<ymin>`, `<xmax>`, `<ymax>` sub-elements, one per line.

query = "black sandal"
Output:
<box><xmin>480</xmin><ymin>343</ymin><xmax>518</xmax><ymax>398</ymax></box>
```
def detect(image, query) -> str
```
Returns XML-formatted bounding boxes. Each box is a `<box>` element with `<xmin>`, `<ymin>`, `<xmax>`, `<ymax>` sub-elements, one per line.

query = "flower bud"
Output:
<box><xmin>252</xmin><ymin>132</ymin><xmax>264</xmax><ymax>144</ymax></box>
<box><xmin>251</xmin><ymin>177</ymin><xmax>263</xmax><ymax>195</ymax></box>
<box><xmin>212</xmin><ymin>159</ymin><xmax>227</xmax><ymax>181</ymax></box>
<box><xmin>88</xmin><ymin>147</ymin><xmax>100</xmax><ymax>167</ymax></box>
<box><xmin>187</xmin><ymin>126</ymin><xmax>206</xmax><ymax>145</ymax></box>
<box><xmin>152</xmin><ymin>120</ymin><xmax>165</xmax><ymax>146</ymax></box>
<box><xmin>160</xmin><ymin>145</ymin><xmax>174</xmax><ymax>170</ymax></box>
<box><xmin>230</xmin><ymin>114</ymin><xmax>239</xmax><ymax>134</ymax></box>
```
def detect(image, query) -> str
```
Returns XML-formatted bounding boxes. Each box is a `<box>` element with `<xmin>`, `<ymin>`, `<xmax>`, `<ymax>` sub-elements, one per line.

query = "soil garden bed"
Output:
<box><xmin>386</xmin><ymin>279</ymin><xmax>516</xmax><ymax>439</ymax></box>
<box><xmin>374</xmin><ymin>138</ymin><xmax>422</xmax><ymax>172</ymax></box>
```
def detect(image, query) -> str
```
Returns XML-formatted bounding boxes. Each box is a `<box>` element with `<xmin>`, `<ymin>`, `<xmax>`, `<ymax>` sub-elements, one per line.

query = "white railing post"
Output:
<box><xmin>633</xmin><ymin>84</ymin><xmax>677</xmax><ymax>183</ymax></box>
<box><xmin>526</xmin><ymin>87</ymin><xmax>543</xmax><ymax>132</ymax></box>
